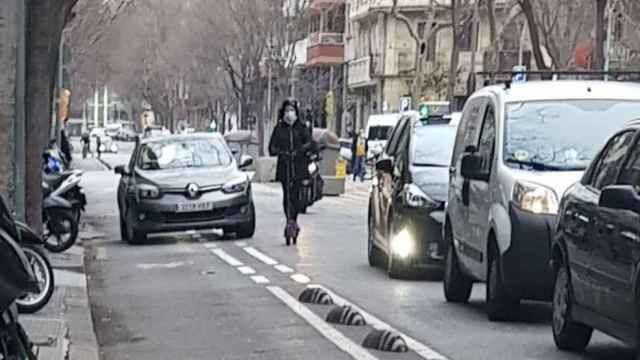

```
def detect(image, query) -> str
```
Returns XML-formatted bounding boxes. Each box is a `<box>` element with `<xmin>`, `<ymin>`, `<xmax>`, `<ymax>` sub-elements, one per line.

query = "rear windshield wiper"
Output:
<box><xmin>505</xmin><ymin>158</ymin><xmax>585</xmax><ymax>171</ymax></box>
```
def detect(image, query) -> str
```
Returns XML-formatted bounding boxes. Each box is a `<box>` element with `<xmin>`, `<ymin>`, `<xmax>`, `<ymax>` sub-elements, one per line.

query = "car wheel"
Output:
<box><xmin>443</xmin><ymin>224</ymin><xmax>472</xmax><ymax>303</ymax></box>
<box><xmin>367</xmin><ymin>208</ymin><xmax>380</xmax><ymax>267</ymax></box>
<box><xmin>235</xmin><ymin>203</ymin><xmax>256</xmax><ymax>239</ymax></box>
<box><xmin>486</xmin><ymin>244</ymin><xmax>520</xmax><ymax>321</ymax></box>
<box><xmin>119</xmin><ymin>214</ymin><xmax>127</xmax><ymax>242</ymax></box>
<box><xmin>552</xmin><ymin>265</ymin><xmax>592</xmax><ymax>351</ymax></box>
<box><xmin>126</xmin><ymin>211</ymin><xmax>147</xmax><ymax>245</ymax></box>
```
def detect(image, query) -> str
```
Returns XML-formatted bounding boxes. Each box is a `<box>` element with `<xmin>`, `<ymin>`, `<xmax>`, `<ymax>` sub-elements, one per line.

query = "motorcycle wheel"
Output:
<box><xmin>44</xmin><ymin>208</ymin><xmax>79</xmax><ymax>253</ymax></box>
<box><xmin>16</xmin><ymin>245</ymin><xmax>55</xmax><ymax>314</ymax></box>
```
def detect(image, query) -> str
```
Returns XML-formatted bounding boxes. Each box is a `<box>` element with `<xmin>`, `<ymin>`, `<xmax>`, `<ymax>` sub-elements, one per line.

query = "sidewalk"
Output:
<box><xmin>21</xmin><ymin>226</ymin><xmax>101</xmax><ymax>360</ymax></box>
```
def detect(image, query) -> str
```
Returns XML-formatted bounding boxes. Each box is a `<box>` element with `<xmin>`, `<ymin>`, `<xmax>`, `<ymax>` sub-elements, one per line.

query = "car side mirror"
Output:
<box><xmin>375</xmin><ymin>158</ymin><xmax>394</xmax><ymax>174</ymax></box>
<box><xmin>114</xmin><ymin>165</ymin><xmax>130</xmax><ymax>176</ymax></box>
<box><xmin>461</xmin><ymin>153</ymin><xmax>489</xmax><ymax>182</ymax></box>
<box><xmin>239</xmin><ymin>155</ymin><xmax>253</xmax><ymax>169</ymax></box>
<box><xmin>599</xmin><ymin>185</ymin><xmax>640</xmax><ymax>212</ymax></box>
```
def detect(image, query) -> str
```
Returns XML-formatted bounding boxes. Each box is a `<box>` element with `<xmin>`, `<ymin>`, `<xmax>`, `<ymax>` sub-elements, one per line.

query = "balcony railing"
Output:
<box><xmin>348</xmin><ymin>56</ymin><xmax>372</xmax><ymax>87</ymax></box>
<box><xmin>308</xmin><ymin>32</ymin><xmax>344</xmax><ymax>47</ymax></box>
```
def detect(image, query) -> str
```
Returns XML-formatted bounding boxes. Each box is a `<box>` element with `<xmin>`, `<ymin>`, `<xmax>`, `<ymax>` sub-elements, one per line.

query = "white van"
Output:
<box><xmin>365</xmin><ymin>113</ymin><xmax>402</xmax><ymax>158</ymax></box>
<box><xmin>442</xmin><ymin>81</ymin><xmax>640</xmax><ymax>321</ymax></box>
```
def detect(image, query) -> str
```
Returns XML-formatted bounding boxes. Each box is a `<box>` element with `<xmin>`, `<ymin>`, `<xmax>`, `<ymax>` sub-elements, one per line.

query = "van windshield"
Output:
<box><xmin>504</xmin><ymin>100</ymin><xmax>640</xmax><ymax>171</ymax></box>
<box><xmin>368</xmin><ymin>126</ymin><xmax>392</xmax><ymax>141</ymax></box>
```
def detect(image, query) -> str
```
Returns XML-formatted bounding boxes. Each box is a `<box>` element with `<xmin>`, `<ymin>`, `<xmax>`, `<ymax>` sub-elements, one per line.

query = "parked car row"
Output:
<box><xmin>367</xmin><ymin>80</ymin><xmax>640</xmax><ymax>356</ymax></box>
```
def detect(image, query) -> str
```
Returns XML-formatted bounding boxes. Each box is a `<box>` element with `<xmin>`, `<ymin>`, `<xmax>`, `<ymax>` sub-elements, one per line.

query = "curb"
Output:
<box><xmin>66</xmin><ymin>240</ymin><xmax>100</xmax><ymax>360</ymax></box>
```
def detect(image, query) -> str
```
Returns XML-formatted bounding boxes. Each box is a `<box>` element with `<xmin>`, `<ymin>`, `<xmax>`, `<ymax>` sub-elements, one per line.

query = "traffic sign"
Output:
<box><xmin>512</xmin><ymin>65</ymin><xmax>527</xmax><ymax>82</ymax></box>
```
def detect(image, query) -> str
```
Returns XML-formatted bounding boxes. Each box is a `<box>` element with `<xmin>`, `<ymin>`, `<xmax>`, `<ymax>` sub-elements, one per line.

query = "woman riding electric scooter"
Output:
<box><xmin>268</xmin><ymin>99</ymin><xmax>314</xmax><ymax>246</ymax></box>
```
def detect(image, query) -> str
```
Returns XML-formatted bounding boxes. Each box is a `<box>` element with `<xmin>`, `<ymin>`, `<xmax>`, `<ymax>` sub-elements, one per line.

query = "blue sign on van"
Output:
<box><xmin>512</xmin><ymin>65</ymin><xmax>527</xmax><ymax>83</ymax></box>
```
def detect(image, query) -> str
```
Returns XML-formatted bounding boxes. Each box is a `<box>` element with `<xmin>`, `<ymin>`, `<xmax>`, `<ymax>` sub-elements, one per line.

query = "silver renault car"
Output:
<box><xmin>115</xmin><ymin>133</ymin><xmax>254</xmax><ymax>244</ymax></box>
<box><xmin>442</xmin><ymin>81</ymin><xmax>640</xmax><ymax>321</ymax></box>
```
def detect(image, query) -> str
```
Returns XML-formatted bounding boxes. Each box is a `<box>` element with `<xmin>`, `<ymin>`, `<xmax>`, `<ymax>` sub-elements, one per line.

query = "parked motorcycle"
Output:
<box><xmin>43</xmin><ymin>170</ymin><xmax>86</xmax><ymax>223</ymax></box>
<box><xmin>0</xmin><ymin>197</ymin><xmax>39</xmax><ymax>359</ymax></box>
<box><xmin>14</xmin><ymin>221</ymin><xmax>55</xmax><ymax>314</ymax></box>
<box><xmin>42</xmin><ymin>180</ymin><xmax>79</xmax><ymax>253</ymax></box>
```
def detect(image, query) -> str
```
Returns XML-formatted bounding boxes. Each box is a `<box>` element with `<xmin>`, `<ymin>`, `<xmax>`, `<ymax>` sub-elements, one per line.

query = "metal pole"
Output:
<box><xmin>518</xmin><ymin>23</ymin><xmax>527</xmax><ymax>66</ymax></box>
<box><xmin>103</xmin><ymin>86</ymin><xmax>109</xmax><ymax>126</ymax></box>
<box><xmin>468</xmin><ymin>1</ymin><xmax>480</xmax><ymax>90</ymax></box>
<box><xmin>93</xmin><ymin>87</ymin><xmax>99</xmax><ymax>128</ymax></box>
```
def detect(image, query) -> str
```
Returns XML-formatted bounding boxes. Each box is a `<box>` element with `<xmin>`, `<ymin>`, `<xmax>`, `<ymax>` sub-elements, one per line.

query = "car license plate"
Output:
<box><xmin>177</xmin><ymin>202</ymin><xmax>214</xmax><ymax>213</ymax></box>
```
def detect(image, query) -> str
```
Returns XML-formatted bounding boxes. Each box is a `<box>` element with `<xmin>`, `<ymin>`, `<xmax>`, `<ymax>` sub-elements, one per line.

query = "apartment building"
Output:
<box><xmin>345</xmin><ymin>0</ymin><xmax>530</xmax><ymax>128</ymax></box>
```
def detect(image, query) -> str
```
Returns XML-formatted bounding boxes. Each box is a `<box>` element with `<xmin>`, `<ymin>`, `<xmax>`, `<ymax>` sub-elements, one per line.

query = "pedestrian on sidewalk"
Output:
<box><xmin>96</xmin><ymin>135</ymin><xmax>102</xmax><ymax>159</ymax></box>
<box><xmin>351</xmin><ymin>129</ymin><xmax>368</xmax><ymax>182</ymax></box>
<box><xmin>268</xmin><ymin>99</ymin><xmax>314</xmax><ymax>243</ymax></box>
<box><xmin>81</xmin><ymin>131</ymin><xmax>92</xmax><ymax>159</ymax></box>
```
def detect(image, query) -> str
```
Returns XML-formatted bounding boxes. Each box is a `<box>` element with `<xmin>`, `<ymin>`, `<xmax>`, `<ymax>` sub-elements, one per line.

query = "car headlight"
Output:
<box><xmin>391</xmin><ymin>229</ymin><xmax>414</xmax><ymax>259</ymax></box>
<box><xmin>308</xmin><ymin>162</ymin><xmax>318</xmax><ymax>175</ymax></box>
<box><xmin>512</xmin><ymin>181</ymin><xmax>559</xmax><ymax>215</ymax></box>
<box><xmin>404</xmin><ymin>184</ymin><xmax>439</xmax><ymax>210</ymax></box>
<box><xmin>137</xmin><ymin>184</ymin><xmax>161</xmax><ymax>199</ymax></box>
<box><xmin>223</xmin><ymin>177</ymin><xmax>248</xmax><ymax>194</ymax></box>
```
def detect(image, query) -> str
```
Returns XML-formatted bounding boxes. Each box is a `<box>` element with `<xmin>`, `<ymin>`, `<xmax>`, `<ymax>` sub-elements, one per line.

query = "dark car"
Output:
<box><xmin>368</xmin><ymin>112</ymin><xmax>457</xmax><ymax>278</ymax></box>
<box><xmin>551</xmin><ymin>120</ymin><xmax>640</xmax><ymax>354</ymax></box>
<box><xmin>115</xmin><ymin>133</ymin><xmax>255</xmax><ymax>244</ymax></box>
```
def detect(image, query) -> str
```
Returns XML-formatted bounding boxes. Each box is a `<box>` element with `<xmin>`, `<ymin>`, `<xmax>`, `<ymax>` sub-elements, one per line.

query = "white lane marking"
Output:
<box><xmin>267</xmin><ymin>286</ymin><xmax>378</xmax><ymax>360</ymax></box>
<box><xmin>235</xmin><ymin>241</ymin><xmax>248</xmax><ymax>247</ymax></box>
<box><xmin>211</xmin><ymin>249</ymin><xmax>243</xmax><ymax>267</ymax></box>
<box><xmin>310</xmin><ymin>285</ymin><xmax>449</xmax><ymax>360</ymax></box>
<box><xmin>290</xmin><ymin>273</ymin><xmax>311</xmax><ymax>284</ymax></box>
<box><xmin>250</xmin><ymin>275</ymin><xmax>270</xmax><ymax>284</ymax></box>
<box><xmin>203</xmin><ymin>243</ymin><xmax>217</xmax><ymax>249</ymax></box>
<box><xmin>136</xmin><ymin>261</ymin><xmax>193</xmax><ymax>270</ymax></box>
<box><xmin>237</xmin><ymin>266</ymin><xmax>256</xmax><ymax>275</ymax></box>
<box><xmin>274</xmin><ymin>264</ymin><xmax>294</xmax><ymax>273</ymax></box>
<box><xmin>244</xmin><ymin>246</ymin><xmax>279</xmax><ymax>265</ymax></box>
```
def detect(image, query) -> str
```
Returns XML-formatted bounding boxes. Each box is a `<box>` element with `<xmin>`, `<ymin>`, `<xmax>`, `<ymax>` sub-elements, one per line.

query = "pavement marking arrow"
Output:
<box><xmin>243</xmin><ymin>246</ymin><xmax>279</xmax><ymax>266</ymax></box>
<box><xmin>267</xmin><ymin>286</ymin><xmax>379</xmax><ymax>360</ymax></box>
<box><xmin>309</xmin><ymin>285</ymin><xmax>449</xmax><ymax>360</ymax></box>
<box><xmin>210</xmin><ymin>249</ymin><xmax>243</xmax><ymax>267</ymax></box>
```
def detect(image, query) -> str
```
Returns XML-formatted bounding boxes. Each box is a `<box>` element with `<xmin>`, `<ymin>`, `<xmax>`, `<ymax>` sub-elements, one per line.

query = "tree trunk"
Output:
<box><xmin>447</xmin><ymin>0</ymin><xmax>460</xmax><ymax>104</ymax></box>
<box><xmin>25</xmin><ymin>0</ymin><xmax>78</xmax><ymax>228</ymax></box>
<box><xmin>593</xmin><ymin>0</ymin><xmax>607</xmax><ymax>70</ymax></box>
<box><xmin>519</xmin><ymin>0</ymin><xmax>549</xmax><ymax>70</ymax></box>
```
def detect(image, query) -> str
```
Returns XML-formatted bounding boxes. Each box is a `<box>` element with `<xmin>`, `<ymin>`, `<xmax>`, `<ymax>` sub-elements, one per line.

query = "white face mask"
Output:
<box><xmin>284</xmin><ymin>110</ymin><xmax>297</xmax><ymax>125</ymax></box>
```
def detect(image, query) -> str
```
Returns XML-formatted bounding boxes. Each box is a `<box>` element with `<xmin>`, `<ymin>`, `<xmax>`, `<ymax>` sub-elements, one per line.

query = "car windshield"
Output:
<box><xmin>504</xmin><ymin>100</ymin><xmax>640</xmax><ymax>171</ymax></box>
<box><xmin>368</xmin><ymin>126</ymin><xmax>392</xmax><ymax>141</ymax></box>
<box><xmin>412</xmin><ymin>125</ymin><xmax>457</xmax><ymax>167</ymax></box>
<box><xmin>137</xmin><ymin>137</ymin><xmax>232</xmax><ymax>170</ymax></box>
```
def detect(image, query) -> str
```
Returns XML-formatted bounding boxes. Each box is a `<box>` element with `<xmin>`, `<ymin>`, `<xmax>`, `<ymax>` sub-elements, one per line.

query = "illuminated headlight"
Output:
<box><xmin>404</xmin><ymin>184</ymin><xmax>439</xmax><ymax>210</ymax></box>
<box><xmin>137</xmin><ymin>184</ymin><xmax>161</xmax><ymax>199</ymax></box>
<box><xmin>391</xmin><ymin>229</ymin><xmax>414</xmax><ymax>259</ymax></box>
<box><xmin>512</xmin><ymin>181</ymin><xmax>559</xmax><ymax>215</ymax></box>
<box><xmin>223</xmin><ymin>177</ymin><xmax>248</xmax><ymax>194</ymax></box>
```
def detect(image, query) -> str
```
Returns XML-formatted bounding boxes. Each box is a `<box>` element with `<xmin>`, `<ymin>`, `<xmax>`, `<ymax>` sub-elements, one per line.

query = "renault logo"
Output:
<box><xmin>186</xmin><ymin>183</ymin><xmax>200</xmax><ymax>198</ymax></box>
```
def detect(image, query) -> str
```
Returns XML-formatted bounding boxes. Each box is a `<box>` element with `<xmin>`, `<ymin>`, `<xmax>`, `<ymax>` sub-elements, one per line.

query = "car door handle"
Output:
<box><xmin>621</xmin><ymin>231</ymin><xmax>639</xmax><ymax>243</ymax></box>
<box><xmin>449</xmin><ymin>166</ymin><xmax>456</xmax><ymax>175</ymax></box>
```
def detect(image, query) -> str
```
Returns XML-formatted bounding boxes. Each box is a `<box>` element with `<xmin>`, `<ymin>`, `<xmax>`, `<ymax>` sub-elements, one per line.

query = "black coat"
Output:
<box><xmin>269</xmin><ymin>120</ymin><xmax>312</xmax><ymax>182</ymax></box>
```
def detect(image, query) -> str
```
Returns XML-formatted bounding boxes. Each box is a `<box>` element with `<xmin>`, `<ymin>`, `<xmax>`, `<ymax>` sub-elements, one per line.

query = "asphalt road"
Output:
<box><xmin>76</xmin><ymin>142</ymin><xmax>635</xmax><ymax>360</ymax></box>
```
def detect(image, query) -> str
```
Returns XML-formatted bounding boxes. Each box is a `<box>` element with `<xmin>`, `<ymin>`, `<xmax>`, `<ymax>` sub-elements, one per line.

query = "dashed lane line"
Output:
<box><xmin>235</xmin><ymin>241</ymin><xmax>248</xmax><ymax>247</ymax></box>
<box><xmin>210</xmin><ymin>248</ymin><xmax>243</xmax><ymax>267</ymax></box>
<box><xmin>250</xmin><ymin>275</ymin><xmax>270</xmax><ymax>284</ymax></box>
<box><xmin>237</xmin><ymin>266</ymin><xmax>256</xmax><ymax>275</ymax></box>
<box><xmin>274</xmin><ymin>264</ymin><xmax>294</xmax><ymax>273</ymax></box>
<box><xmin>290</xmin><ymin>273</ymin><xmax>311</xmax><ymax>284</ymax></box>
<box><xmin>309</xmin><ymin>285</ymin><xmax>449</xmax><ymax>360</ymax></box>
<box><xmin>243</xmin><ymin>246</ymin><xmax>279</xmax><ymax>266</ymax></box>
<box><xmin>203</xmin><ymin>243</ymin><xmax>217</xmax><ymax>249</ymax></box>
<box><xmin>267</xmin><ymin>286</ymin><xmax>379</xmax><ymax>360</ymax></box>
